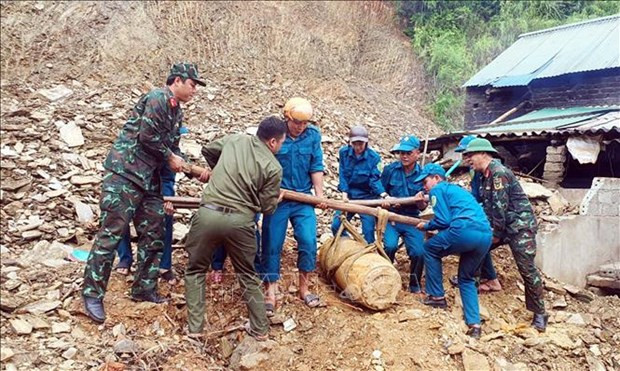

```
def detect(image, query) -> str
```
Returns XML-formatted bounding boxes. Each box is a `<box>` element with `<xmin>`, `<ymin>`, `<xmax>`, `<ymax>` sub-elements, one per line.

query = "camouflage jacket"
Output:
<box><xmin>478</xmin><ymin>159</ymin><xmax>537</xmax><ymax>239</ymax></box>
<box><xmin>103</xmin><ymin>87</ymin><xmax>183</xmax><ymax>192</ymax></box>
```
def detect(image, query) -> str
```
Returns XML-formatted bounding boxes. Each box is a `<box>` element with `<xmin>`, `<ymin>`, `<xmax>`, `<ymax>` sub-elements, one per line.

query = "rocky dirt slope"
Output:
<box><xmin>1</xmin><ymin>1</ymin><xmax>619</xmax><ymax>371</ymax></box>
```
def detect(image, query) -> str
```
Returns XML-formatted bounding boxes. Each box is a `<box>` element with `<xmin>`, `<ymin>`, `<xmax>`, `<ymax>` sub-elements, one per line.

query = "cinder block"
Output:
<box><xmin>596</xmin><ymin>177</ymin><xmax>620</xmax><ymax>190</ymax></box>
<box><xmin>598</xmin><ymin>190</ymin><xmax>616</xmax><ymax>204</ymax></box>
<box><xmin>600</xmin><ymin>203</ymin><xmax>619</xmax><ymax>217</ymax></box>
<box><xmin>546</xmin><ymin>153</ymin><xmax>566</xmax><ymax>162</ymax></box>
<box><xmin>544</xmin><ymin>162</ymin><xmax>565</xmax><ymax>172</ymax></box>
<box><xmin>544</xmin><ymin>171</ymin><xmax>564</xmax><ymax>181</ymax></box>
<box><xmin>546</xmin><ymin>145</ymin><xmax>567</xmax><ymax>155</ymax></box>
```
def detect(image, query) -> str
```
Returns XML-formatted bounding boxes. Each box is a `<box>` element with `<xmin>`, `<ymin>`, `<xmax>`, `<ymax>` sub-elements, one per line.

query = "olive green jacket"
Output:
<box><xmin>201</xmin><ymin>134</ymin><xmax>282</xmax><ymax>215</ymax></box>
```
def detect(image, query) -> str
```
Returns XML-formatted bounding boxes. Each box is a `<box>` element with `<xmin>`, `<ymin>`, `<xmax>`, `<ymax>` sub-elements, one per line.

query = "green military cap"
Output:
<box><xmin>169</xmin><ymin>63</ymin><xmax>206</xmax><ymax>86</ymax></box>
<box><xmin>462</xmin><ymin>138</ymin><xmax>497</xmax><ymax>154</ymax></box>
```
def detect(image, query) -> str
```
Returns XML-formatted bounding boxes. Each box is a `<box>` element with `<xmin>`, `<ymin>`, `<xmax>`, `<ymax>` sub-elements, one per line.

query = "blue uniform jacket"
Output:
<box><xmin>276</xmin><ymin>125</ymin><xmax>324</xmax><ymax>194</ymax></box>
<box><xmin>337</xmin><ymin>146</ymin><xmax>385</xmax><ymax>200</ymax></box>
<box><xmin>424</xmin><ymin>182</ymin><xmax>491</xmax><ymax>232</ymax></box>
<box><xmin>381</xmin><ymin>161</ymin><xmax>424</xmax><ymax>217</ymax></box>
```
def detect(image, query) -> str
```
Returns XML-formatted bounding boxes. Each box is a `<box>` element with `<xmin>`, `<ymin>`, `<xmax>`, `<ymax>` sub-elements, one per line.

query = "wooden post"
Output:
<box><xmin>421</xmin><ymin>130</ymin><xmax>430</xmax><ymax>166</ymax></box>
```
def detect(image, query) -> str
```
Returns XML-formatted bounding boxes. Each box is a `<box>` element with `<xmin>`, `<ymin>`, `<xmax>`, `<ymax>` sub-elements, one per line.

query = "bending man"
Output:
<box><xmin>184</xmin><ymin>116</ymin><xmax>286</xmax><ymax>340</ymax></box>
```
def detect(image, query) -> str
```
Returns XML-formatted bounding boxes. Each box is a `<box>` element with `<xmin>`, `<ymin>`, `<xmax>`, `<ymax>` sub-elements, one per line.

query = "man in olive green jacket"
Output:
<box><xmin>184</xmin><ymin>116</ymin><xmax>286</xmax><ymax>340</ymax></box>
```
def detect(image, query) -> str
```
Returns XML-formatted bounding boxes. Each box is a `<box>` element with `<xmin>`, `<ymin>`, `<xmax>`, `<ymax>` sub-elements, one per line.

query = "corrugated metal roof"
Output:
<box><xmin>464</xmin><ymin>15</ymin><xmax>620</xmax><ymax>88</ymax></box>
<box><xmin>469</xmin><ymin>106</ymin><xmax>620</xmax><ymax>137</ymax></box>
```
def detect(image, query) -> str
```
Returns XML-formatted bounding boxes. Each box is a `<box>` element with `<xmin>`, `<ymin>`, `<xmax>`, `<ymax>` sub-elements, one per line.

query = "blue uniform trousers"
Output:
<box><xmin>479</xmin><ymin>251</ymin><xmax>498</xmax><ymax>280</ymax></box>
<box><xmin>117</xmin><ymin>179</ymin><xmax>174</xmax><ymax>270</ymax></box>
<box><xmin>424</xmin><ymin>227</ymin><xmax>491</xmax><ymax>325</ymax></box>
<box><xmin>383</xmin><ymin>222</ymin><xmax>425</xmax><ymax>292</ymax></box>
<box><xmin>260</xmin><ymin>201</ymin><xmax>317</xmax><ymax>282</ymax></box>
<box><xmin>331</xmin><ymin>211</ymin><xmax>376</xmax><ymax>243</ymax></box>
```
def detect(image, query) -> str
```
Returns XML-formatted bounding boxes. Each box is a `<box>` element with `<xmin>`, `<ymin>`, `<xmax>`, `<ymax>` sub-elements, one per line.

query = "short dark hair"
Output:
<box><xmin>257</xmin><ymin>116</ymin><xmax>287</xmax><ymax>141</ymax></box>
<box><xmin>166</xmin><ymin>75</ymin><xmax>187</xmax><ymax>86</ymax></box>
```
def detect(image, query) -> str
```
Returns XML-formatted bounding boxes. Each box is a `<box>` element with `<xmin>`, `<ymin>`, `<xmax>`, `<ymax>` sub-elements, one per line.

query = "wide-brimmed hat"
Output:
<box><xmin>462</xmin><ymin>138</ymin><xmax>497</xmax><ymax>154</ymax></box>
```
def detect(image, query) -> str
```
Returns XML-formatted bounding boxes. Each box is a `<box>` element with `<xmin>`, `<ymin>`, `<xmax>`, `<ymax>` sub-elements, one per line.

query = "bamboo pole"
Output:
<box><xmin>164</xmin><ymin>191</ymin><xmax>424</xmax><ymax>226</ymax></box>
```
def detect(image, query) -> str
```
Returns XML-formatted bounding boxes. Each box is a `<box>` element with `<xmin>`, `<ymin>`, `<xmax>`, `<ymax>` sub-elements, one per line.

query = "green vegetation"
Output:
<box><xmin>396</xmin><ymin>0</ymin><xmax>620</xmax><ymax>130</ymax></box>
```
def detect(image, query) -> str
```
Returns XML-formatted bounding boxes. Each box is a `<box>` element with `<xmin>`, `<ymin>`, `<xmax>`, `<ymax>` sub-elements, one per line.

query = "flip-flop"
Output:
<box><xmin>264</xmin><ymin>302</ymin><xmax>275</xmax><ymax>317</ymax></box>
<box><xmin>449</xmin><ymin>275</ymin><xmax>459</xmax><ymax>287</ymax></box>
<box><xmin>302</xmin><ymin>293</ymin><xmax>320</xmax><ymax>308</ymax></box>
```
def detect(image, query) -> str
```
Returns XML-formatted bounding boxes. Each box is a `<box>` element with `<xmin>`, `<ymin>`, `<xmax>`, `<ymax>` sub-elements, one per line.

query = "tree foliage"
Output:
<box><xmin>396</xmin><ymin>0</ymin><xmax>620</xmax><ymax>130</ymax></box>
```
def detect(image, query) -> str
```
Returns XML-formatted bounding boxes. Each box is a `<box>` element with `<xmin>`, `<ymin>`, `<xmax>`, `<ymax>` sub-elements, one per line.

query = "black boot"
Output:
<box><xmin>131</xmin><ymin>290</ymin><xmax>168</xmax><ymax>304</ymax></box>
<box><xmin>532</xmin><ymin>313</ymin><xmax>549</xmax><ymax>332</ymax></box>
<box><xmin>83</xmin><ymin>295</ymin><xmax>106</xmax><ymax>323</ymax></box>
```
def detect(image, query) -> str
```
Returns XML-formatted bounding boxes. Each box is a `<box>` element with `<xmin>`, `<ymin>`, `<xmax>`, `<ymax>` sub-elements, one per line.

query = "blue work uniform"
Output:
<box><xmin>331</xmin><ymin>145</ymin><xmax>385</xmax><ymax>243</ymax></box>
<box><xmin>116</xmin><ymin>164</ymin><xmax>175</xmax><ymax>270</ymax></box>
<box><xmin>381</xmin><ymin>161</ymin><xmax>425</xmax><ymax>292</ymax></box>
<box><xmin>423</xmin><ymin>181</ymin><xmax>492</xmax><ymax>325</ymax></box>
<box><xmin>260</xmin><ymin>125</ymin><xmax>324</xmax><ymax>282</ymax></box>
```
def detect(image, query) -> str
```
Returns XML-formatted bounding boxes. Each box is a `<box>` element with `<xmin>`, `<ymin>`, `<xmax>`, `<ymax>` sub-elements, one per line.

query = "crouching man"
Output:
<box><xmin>415</xmin><ymin>163</ymin><xmax>492</xmax><ymax>338</ymax></box>
<box><xmin>184</xmin><ymin>116</ymin><xmax>286</xmax><ymax>340</ymax></box>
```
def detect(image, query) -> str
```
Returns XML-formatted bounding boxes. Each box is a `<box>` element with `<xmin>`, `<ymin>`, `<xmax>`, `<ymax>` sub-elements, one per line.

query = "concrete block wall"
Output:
<box><xmin>580</xmin><ymin>177</ymin><xmax>620</xmax><ymax>217</ymax></box>
<box><xmin>464</xmin><ymin>68</ymin><xmax>620</xmax><ymax>129</ymax></box>
<box><xmin>537</xmin><ymin>177</ymin><xmax>620</xmax><ymax>287</ymax></box>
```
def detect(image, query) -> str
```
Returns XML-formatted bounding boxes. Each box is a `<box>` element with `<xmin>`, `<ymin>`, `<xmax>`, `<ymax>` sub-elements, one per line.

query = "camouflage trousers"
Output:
<box><xmin>508</xmin><ymin>229</ymin><xmax>545</xmax><ymax>314</ymax></box>
<box><xmin>83</xmin><ymin>172</ymin><xmax>165</xmax><ymax>299</ymax></box>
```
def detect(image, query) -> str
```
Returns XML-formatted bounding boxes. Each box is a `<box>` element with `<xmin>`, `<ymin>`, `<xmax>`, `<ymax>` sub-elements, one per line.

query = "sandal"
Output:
<box><xmin>449</xmin><ymin>275</ymin><xmax>459</xmax><ymax>287</ymax></box>
<box><xmin>244</xmin><ymin>321</ymin><xmax>268</xmax><ymax>341</ymax></box>
<box><xmin>265</xmin><ymin>302</ymin><xmax>275</xmax><ymax>318</ymax></box>
<box><xmin>301</xmin><ymin>293</ymin><xmax>320</xmax><ymax>308</ymax></box>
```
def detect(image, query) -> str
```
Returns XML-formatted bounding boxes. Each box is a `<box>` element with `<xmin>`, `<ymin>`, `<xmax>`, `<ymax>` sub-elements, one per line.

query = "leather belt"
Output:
<box><xmin>201</xmin><ymin>203</ymin><xmax>240</xmax><ymax>214</ymax></box>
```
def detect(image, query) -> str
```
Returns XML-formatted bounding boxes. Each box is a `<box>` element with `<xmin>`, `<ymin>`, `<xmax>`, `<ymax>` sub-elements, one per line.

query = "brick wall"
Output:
<box><xmin>464</xmin><ymin>68</ymin><xmax>620</xmax><ymax>130</ymax></box>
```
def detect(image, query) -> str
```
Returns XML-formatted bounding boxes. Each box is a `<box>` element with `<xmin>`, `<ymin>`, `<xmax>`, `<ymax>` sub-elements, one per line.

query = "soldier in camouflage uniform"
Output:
<box><xmin>82</xmin><ymin>63</ymin><xmax>206</xmax><ymax>323</ymax></box>
<box><xmin>463</xmin><ymin>138</ymin><xmax>548</xmax><ymax>332</ymax></box>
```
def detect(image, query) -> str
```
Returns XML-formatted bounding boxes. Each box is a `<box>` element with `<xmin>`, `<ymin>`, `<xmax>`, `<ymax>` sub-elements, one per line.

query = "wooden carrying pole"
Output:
<box><xmin>165</xmin><ymin>191</ymin><xmax>423</xmax><ymax>226</ymax></box>
<box><xmin>349</xmin><ymin>195</ymin><xmax>423</xmax><ymax>207</ymax></box>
